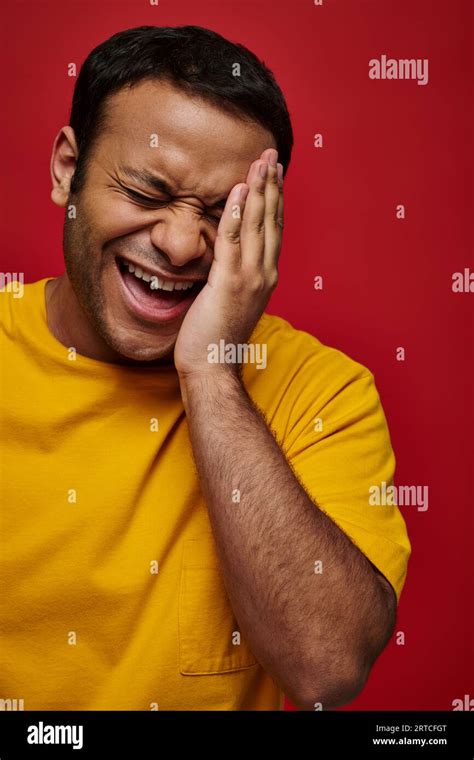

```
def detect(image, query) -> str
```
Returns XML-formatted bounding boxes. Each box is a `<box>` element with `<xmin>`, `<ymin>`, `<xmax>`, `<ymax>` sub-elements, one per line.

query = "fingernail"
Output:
<box><xmin>259</xmin><ymin>162</ymin><xmax>268</xmax><ymax>179</ymax></box>
<box><xmin>268</xmin><ymin>151</ymin><xmax>278</xmax><ymax>167</ymax></box>
<box><xmin>277</xmin><ymin>163</ymin><xmax>283</xmax><ymax>184</ymax></box>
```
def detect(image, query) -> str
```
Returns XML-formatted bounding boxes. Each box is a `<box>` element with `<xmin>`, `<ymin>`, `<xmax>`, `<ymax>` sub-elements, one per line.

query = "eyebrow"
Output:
<box><xmin>119</xmin><ymin>165</ymin><xmax>228</xmax><ymax>209</ymax></box>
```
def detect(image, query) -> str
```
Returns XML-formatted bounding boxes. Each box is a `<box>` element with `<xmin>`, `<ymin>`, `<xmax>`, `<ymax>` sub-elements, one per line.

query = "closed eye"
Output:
<box><xmin>125</xmin><ymin>187</ymin><xmax>223</xmax><ymax>224</ymax></box>
<box><xmin>204</xmin><ymin>212</ymin><xmax>223</xmax><ymax>225</ymax></box>
<box><xmin>125</xmin><ymin>189</ymin><xmax>168</xmax><ymax>207</ymax></box>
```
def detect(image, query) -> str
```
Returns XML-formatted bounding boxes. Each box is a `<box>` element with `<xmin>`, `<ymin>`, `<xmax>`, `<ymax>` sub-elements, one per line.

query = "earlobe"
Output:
<box><xmin>50</xmin><ymin>126</ymin><xmax>79</xmax><ymax>208</ymax></box>
<box><xmin>50</xmin><ymin>185</ymin><xmax>68</xmax><ymax>208</ymax></box>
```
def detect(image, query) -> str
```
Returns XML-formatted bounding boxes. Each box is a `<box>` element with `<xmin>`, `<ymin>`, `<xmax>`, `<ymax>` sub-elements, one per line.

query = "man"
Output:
<box><xmin>0</xmin><ymin>25</ymin><xmax>410</xmax><ymax>711</ymax></box>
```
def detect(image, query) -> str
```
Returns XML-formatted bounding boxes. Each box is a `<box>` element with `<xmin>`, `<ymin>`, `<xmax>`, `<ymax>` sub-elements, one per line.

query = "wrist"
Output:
<box><xmin>178</xmin><ymin>365</ymin><xmax>243</xmax><ymax>410</ymax></box>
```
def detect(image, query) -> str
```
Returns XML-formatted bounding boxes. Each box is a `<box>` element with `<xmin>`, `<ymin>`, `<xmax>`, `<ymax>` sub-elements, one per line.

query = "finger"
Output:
<box><xmin>265</xmin><ymin>161</ymin><xmax>284</xmax><ymax>275</ymax></box>
<box><xmin>214</xmin><ymin>183</ymin><xmax>249</xmax><ymax>271</ymax></box>
<box><xmin>240</xmin><ymin>159</ymin><xmax>267</xmax><ymax>269</ymax></box>
<box><xmin>263</xmin><ymin>153</ymin><xmax>282</xmax><ymax>271</ymax></box>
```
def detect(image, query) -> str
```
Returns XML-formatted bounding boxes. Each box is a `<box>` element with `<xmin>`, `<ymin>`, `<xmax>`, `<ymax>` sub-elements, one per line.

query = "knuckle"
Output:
<box><xmin>219</xmin><ymin>228</ymin><xmax>240</xmax><ymax>245</ymax></box>
<box><xmin>268</xmin><ymin>271</ymin><xmax>279</xmax><ymax>289</ymax></box>
<box><xmin>266</xmin><ymin>210</ymin><xmax>280</xmax><ymax>227</ymax></box>
<box><xmin>249</xmin><ymin>274</ymin><xmax>265</xmax><ymax>293</ymax></box>
<box><xmin>222</xmin><ymin>272</ymin><xmax>243</xmax><ymax>294</ymax></box>
<box><xmin>251</xmin><ymin>219</ymin><xmax>265</xmax><ymax>235</ymax></box>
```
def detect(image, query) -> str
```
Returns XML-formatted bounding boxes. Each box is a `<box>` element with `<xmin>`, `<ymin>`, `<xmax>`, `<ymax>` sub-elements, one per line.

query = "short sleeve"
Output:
<box><xmin>281</xmin><ymin>361</ymin><xmax>411</xmax><ymax>604</ymax></box>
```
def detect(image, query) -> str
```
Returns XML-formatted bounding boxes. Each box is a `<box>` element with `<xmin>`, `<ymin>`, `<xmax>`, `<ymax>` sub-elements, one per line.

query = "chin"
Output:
<box><xmin>103</xmin><ymin>322</ymin><xmax>177</xmax><ymax>364</ymax></box>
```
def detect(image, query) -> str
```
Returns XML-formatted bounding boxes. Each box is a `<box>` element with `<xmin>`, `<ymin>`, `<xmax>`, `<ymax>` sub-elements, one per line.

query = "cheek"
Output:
<box><xmin>83</xmin><ymin>189</ymin><xmax>150</xmax><ymax>243</ymax></box>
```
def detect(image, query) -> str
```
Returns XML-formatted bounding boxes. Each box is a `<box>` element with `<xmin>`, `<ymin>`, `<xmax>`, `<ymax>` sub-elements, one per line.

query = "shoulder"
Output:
<box><xmin>244</xmin><ymin>312</ymin><xmax>388</xmax><ymax>446</ymax></box>
<box><xmin>0</xmin><ymin>278</ymin><xmax>49</xmax><ymax>336</ymax></box>
<box><xmin>248</xmin><ymin>311</ymin><xmax>374</xmax><ymax>393</ymax></box>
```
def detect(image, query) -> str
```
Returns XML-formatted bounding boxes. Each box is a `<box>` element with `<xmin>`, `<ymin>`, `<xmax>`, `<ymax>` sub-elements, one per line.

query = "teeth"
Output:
<box><xmin>123</xmin><ymin>260</ymin><xmax>196</xmax><ymax>292</ymax></box>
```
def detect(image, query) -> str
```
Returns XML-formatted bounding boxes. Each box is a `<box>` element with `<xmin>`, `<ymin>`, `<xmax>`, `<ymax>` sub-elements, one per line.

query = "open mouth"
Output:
<box><xmin>116</xmin><ymin>256</ymin><xmax>206</xmax><ymax>323</ymax></box>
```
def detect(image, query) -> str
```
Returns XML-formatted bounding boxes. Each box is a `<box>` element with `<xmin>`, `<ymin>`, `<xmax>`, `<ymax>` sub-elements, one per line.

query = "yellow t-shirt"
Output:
<box><xmin>0</xmin><ymin>279</ymin><xmax>410</xmax><ymax>711</ymax></box>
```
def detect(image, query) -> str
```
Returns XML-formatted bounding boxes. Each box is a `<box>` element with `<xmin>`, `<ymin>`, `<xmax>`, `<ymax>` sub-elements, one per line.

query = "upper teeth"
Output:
<box><xmin>125</xmin><ymin>261</ymin><xmax>195</xmax><ymax>291</ymax></box>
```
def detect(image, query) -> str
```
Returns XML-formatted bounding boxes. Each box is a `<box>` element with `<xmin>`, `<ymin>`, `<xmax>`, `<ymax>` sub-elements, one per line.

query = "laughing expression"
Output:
<box><xmin>52</xmin><ymin>79</ymin><xmax>276</xmax><ymax>362</ymax></box>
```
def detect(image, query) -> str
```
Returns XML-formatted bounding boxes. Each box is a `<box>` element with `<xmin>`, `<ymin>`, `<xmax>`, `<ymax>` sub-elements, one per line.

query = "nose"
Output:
<box><xmin>149</xmin><ymin>206</ymin><xmax>209</xmax><ymax>268</ymax></box>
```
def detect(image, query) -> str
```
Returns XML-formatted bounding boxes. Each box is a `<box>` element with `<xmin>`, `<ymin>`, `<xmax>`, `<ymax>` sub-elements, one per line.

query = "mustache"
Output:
<box><xmin>110</xmin><ymin>242</ymin><xmax>209</xmax><ymax>280</ymax></box>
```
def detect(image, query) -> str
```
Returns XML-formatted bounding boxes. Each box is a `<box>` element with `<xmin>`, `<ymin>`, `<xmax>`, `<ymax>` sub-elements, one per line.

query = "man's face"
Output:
<box><xmin>59</xmin><ymin>79</ymin><xmax>275</xmax><ymax>361</ymax></box>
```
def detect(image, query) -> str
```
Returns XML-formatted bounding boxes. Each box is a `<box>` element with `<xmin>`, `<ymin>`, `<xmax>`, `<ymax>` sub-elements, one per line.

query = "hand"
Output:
<box><xmin>174</xmin><ymin>148</ymin><xmax>284</xmax><ymax>380</ymax></box>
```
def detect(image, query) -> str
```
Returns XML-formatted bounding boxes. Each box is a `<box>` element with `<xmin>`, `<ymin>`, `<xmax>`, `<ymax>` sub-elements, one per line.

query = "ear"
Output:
<box><xmin>50</xmin><ymin>126</ymin><xmax>79</xmax><ymax>208</ymax></box>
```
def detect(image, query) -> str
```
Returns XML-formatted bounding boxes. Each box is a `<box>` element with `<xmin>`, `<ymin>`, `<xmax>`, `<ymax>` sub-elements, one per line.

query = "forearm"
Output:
<box><xmin>180</xmin><ymin>369</ymin><xmax>395</xmax><ymax>710</ymax></box>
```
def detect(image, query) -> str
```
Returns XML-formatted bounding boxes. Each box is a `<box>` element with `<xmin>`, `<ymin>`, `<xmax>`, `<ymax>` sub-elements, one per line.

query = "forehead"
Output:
<box><xmin>95</xmin><ymin>79</ymin><xmax>276</xmax><ymax>202</ymax></box>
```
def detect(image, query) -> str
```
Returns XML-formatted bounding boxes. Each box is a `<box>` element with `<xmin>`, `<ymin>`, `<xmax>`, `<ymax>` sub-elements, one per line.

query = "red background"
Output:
<box><xmin>1</xmin><ymin>0</ymin><xmax>472</xmax><ymax>710</ymax></box>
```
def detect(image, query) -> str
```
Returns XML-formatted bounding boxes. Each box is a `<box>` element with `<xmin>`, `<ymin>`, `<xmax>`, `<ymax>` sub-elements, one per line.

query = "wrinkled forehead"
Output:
<box><xmin>94</xmin><ymin>79</ymin><xmax>276</xmax><ymax>203</ymax></box>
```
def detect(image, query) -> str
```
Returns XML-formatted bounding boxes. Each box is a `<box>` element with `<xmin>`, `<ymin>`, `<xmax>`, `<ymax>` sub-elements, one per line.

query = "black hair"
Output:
<box><xmin>69</xmin><ymin>25</ymin><xmax>293</xmax><ymax>193</ymax></box>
